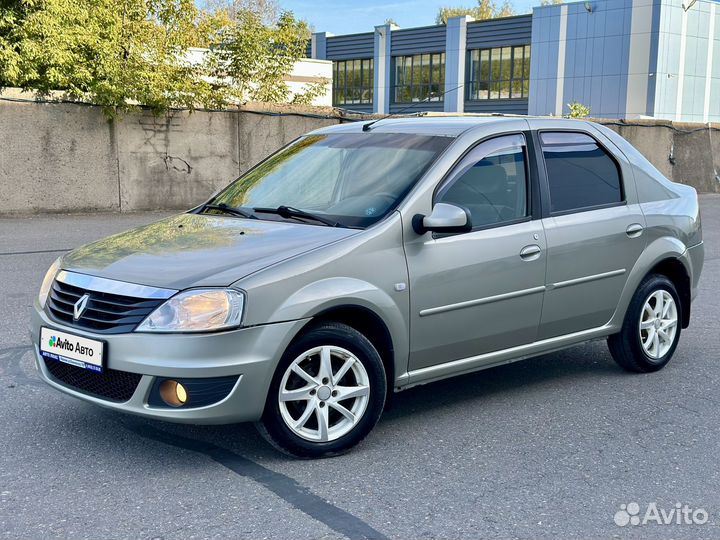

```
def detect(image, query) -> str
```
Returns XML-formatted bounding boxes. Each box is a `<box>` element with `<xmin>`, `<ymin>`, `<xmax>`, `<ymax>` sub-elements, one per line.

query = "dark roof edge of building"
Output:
<box><xmin>323</xmin><ymin>13</ymin><xmax>534</xmax><ymax>40</ymax></box>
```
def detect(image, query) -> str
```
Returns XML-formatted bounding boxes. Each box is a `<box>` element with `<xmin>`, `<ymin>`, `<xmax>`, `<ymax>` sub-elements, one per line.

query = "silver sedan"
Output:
<box><xmin>31</xmin><ymin>116</ymin><xmax>704</xmax><ymax>457</ymax></box>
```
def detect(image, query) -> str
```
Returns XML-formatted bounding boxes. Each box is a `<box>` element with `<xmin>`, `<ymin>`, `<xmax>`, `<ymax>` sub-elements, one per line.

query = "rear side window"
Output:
<box><xmin>540</xmin><ymin>132</ymin><xmax>623</xmax><ymax>213</ymax></box>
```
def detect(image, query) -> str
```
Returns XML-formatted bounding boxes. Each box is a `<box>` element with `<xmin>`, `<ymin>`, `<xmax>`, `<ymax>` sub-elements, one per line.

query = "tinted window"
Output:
<box><xmin>540</xmin><ymin>132</ymin><xmax>623</xmax><ymax>213</ymax></box>
<box><xmin>438</xmin><ymin>134</ymin><xmax>528</xmax><ymax>229</ymax></box>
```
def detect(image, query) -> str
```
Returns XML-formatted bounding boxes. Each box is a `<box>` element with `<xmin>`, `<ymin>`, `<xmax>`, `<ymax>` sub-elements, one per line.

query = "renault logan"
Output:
<box><xmin>31</xmin><ymin>117</ymin><xmax>704</xmax><ymax>457</ymax></box>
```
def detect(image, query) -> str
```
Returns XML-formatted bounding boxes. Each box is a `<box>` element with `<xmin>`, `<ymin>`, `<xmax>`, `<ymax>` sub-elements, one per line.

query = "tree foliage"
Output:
<box><xmin>0</xmin><ymin>0</ymin><xmax>323</xmax><ymax>117</ymax></box>
<box><xmin>207</xmin><ymin>9</ymin><xmax>318</xmax><ymax>104</ymax></box>
<box><xmin>435</xmin><ymin>0</ymin><xmax>515</xmax><ymax>24</ymax></box>
<box><xmin>204</xmin><ymin>0</ymin><xmax>279</xmax><ymax>25</ymax></box>
<box><xmin>566</xmin><ymin>101</ymin><xmax>590</xmax><ymax>118</ymax></box>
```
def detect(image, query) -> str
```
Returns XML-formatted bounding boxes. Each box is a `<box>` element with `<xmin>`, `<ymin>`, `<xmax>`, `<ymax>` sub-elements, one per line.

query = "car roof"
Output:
<box><xmin>309</xmin><ymin>115</ymin><xmax>590</xmax><ymax>137</ymax></box>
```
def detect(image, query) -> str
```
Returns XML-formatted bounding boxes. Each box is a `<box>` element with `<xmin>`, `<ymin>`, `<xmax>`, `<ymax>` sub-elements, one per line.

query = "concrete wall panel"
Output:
<box><xmin>0</xmin><ymin>102</ymin><xmax>119</xmax><ymax>214</ymax></box>
<box><xmin>236</xmin><ymin>111</ymin><xmax>337</xmax><ymax>175</ymax></box>
<box><xmin>0</xmin><ymin>100</ymin><xmax>343</xmax><ymax>214</ymax></box>
<box><xmin>671</xmin><ymin>125</ymin><xmax>719</xmax><ymax>193</ymax></box>
<box><xmin>116</xmin><ymin>110</ymin><xmax>240</xmax><ymax>212</ymax></box>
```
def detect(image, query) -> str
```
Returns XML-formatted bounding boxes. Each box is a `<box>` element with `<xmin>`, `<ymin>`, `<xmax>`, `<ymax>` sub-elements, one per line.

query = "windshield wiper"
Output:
<box><xmin>200</xmin><ymin>203</ymin><xmax>256</xmax><ymax>219</ymax></box>
<box><xmin>253</xmin><ymin>206</ymin><xmax>340</xmax><ymax>227</ymax></box>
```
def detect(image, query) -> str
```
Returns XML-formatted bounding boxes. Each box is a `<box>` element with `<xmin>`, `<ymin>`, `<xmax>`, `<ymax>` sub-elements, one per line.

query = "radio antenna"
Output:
<box><xmin>362</xmin><ymin>83</ymin><xmax>466</xmax><ymax>132</ymax></box>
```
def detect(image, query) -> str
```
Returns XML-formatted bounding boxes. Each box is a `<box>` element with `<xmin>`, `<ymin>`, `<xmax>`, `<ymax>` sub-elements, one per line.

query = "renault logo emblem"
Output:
<box><xmin>73</xmin><ymin>294</ymin><xmax>90</xmax><ymax>320</ymax></box>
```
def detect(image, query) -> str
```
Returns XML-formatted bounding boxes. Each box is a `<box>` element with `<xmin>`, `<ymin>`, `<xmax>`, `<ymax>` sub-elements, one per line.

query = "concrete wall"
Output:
<box><xmin>0</xmin><ymin>99</ymin><xmax>718</xmax><ymax>216</ymax></box>
<box><xmin>0</xmin><ymin>99</ymin><xmax>342</xmax><ymax>214</ymax></box>
<box><xmin>597</xmin><ymin>118</ymin><xmax>720</xmax><ymax>193</ymax></box>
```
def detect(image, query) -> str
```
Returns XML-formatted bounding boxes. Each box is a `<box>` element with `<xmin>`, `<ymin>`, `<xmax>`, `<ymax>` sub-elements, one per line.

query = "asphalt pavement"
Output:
<box><xmin>1</xmin><ymin>196</ymin><xmax>719</xmax><ymax>539</ymax></box>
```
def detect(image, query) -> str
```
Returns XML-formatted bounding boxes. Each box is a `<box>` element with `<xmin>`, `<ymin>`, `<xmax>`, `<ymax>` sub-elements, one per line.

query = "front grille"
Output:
<box><xmin>44</xmin><ymin>358</ymin><xmax>142</xmax><ymax>402</ymax></box>
<box><xmin>47</xmin><ymin>279</ymin><xmax>164</xmax><ymax>334</ymax></box>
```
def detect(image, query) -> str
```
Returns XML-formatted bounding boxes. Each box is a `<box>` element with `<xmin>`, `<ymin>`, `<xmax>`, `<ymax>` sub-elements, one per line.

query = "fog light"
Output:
<box><xmin>159</xmin><ymin>380</ymin><xmax>188</xmax><ymax>407</ymax></box>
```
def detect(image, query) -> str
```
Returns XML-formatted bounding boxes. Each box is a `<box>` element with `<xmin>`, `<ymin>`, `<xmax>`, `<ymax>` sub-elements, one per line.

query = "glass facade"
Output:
<box><xmin>333</xmin><ymin>59</ymin><xmax>374</xmax><ymax>106</ymax></box>
<box><xmin>393</xmin><ymin>53</ymin><xmax>446</xmax><ymax>103</ymax></box>
<box><xmin>467</xmin><ymin>45</ymin><xmax>530</xmax><ymax>100</ymax></box>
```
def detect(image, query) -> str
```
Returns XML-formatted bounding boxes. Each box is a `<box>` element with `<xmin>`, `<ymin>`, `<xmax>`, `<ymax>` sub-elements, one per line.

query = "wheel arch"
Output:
<box><xmin>611</xmin><ymin>236</ymin><xmax>692</xmax><ymax>330</ymax></box>
<box><xmin>263</xmin><ymin>277</ymin><xmax>410</xmax><ymax>390</ymax></box>
<box><xmin>304</xmin><ymin>305</ymin><xmax>396</xmax><ymax>395</ymax></box>
<box><xmin>646</xmin><ymin>257</ymin><xmax>691</xmax><ymax>329</ymax></box>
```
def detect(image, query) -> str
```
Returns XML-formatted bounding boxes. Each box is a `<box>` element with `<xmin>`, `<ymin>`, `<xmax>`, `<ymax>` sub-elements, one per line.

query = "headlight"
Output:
<box><xmin>38</xmin><ymin>257</ymin><xmax>62</xmax><ymax>309</ymax></box>
<box><xmin>136</xmin><ymin>288</ymin><xmax>245</xmax><ymax>333</ymax></box>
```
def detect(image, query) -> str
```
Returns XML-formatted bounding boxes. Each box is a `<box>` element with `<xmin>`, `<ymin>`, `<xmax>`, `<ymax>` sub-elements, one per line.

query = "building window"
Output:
<box><xmin>393</xmin><ymin>53</ymin><xmax>445</xmax><ymax>103</ymax></box>
<box><xmin>467</xmin><ymin>45</ymin><xmax>530</xmax><ymax>100</ymax></box>
<box><xmin>333</xmin><ymin>59</ymin><xmax>373</xmax><ymax>105</ymax></box>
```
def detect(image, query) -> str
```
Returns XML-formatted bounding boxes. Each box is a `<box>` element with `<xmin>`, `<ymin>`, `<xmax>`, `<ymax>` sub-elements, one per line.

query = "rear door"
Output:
<box><xmin>528</xmin><ymin>123</ymin><xmax>647</xmax><ymax>339</ymax></box>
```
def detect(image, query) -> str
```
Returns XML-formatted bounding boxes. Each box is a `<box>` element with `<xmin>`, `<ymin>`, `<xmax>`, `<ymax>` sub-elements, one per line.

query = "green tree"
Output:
<box><xmin>0</xmin><ymin>0</ymin><xmax>324</xmax><ymax>116</ymax></box>
<box><xmin>207</xmin><ymin>9</ymin><xmax>323</xmax><ymax>105</ymax></box>
<box><xmin>540</xmin><ymin>0</ymin><xmax>563</xmax><ymax>5</ymax></box>
<box><xmin>435</xmin><ymin>0</ymin><xmax>515</xmax><ymax>24</ymax></box>
<box><xmin>204</xmin><ymin>0</ymin><xmax>279</xmax><ymax>25</ymax></box>
<box><xmin>566</xmin><ymin>101</ymin><xmax>590</xmax><ymax>118</ymax></box>
<box><xmin>0</xmin><ymin>0</ymin><xmax>227</xmax><ymax>116</ymax></box>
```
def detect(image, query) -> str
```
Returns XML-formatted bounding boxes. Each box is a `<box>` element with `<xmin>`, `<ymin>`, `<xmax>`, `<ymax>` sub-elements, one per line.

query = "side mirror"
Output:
<box><xmin>412</xmin><ymin>203</ymin><xmax>472</xmax><ymax>235</ymax></box>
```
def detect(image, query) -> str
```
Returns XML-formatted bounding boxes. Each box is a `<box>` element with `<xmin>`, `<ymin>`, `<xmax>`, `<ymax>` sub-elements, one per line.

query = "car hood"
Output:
<box><xmin>61</xmin><ymin>213</ymin><xmax>359</xmax><ymax>290</ymax></box>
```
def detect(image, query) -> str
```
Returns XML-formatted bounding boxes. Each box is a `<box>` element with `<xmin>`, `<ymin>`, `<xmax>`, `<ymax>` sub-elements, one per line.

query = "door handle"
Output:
<box><xmin>520</xmin><ymin>244</ymin><xmax>542</xmax><ymax>261</ymax></box>
<box><xmin>626</xmin><ymin>223</ymin><xmax>644</xmax><ymax>238</ymax></box>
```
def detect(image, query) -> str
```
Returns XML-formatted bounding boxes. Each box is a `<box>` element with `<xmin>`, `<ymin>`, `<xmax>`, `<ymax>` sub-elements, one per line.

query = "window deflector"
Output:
<box><xmin>435</xmin><ymin>133</ymin><xmax>530</xmax><ymax>231</ymax></box>
<box><xmin>437</xmin><ymin>134</ymin><xmax>527</xmax><ymax>198</ymax></box>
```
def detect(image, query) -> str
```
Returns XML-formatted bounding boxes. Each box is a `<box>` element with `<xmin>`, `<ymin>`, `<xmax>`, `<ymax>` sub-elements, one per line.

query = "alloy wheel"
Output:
<box><xmin>278</xmin><ymin>345</ymin><xmax>370</xmax><ymax>442</ymax></box>
<box><xmin>639</xmin><ymin>290</ymin><xmax>678</xmax><ymax>360</ymax></box>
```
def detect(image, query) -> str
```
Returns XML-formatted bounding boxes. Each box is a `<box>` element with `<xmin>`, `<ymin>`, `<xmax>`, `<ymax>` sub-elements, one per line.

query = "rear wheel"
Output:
<box><xmin>608</xmin><ymin>274</ymin><xmax>681</xmax><ymax>373</ymax></box>
<box><xmin>258</xmin><ymin>322</ymin><xmax>386</xmax><ymax>458</ymax></box>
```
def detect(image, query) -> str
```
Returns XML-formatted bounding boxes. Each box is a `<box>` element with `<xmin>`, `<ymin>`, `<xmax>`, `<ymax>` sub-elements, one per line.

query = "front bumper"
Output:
<box><xmin>31</xmin><ymin>300</ymin><xmax>308</xmax><ymax>424</ymax></box>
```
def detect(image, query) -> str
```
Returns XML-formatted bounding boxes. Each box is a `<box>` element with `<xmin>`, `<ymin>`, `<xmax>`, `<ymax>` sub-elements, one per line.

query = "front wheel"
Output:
<box><xmin>258</xmin><ymin>322</ymin><xmax>387</xmax><ymax>458</ymax></box>
<box><xmin>608</xmin><ymin>274</ymin><xmax>682</xmax><ymax>373</ymax></box>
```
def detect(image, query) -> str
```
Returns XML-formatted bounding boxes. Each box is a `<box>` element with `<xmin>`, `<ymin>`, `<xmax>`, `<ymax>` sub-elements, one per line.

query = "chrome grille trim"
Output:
<box><xmin>46</xmin><ymin>271</ymin><xmax>178</xmax><ymax>334</ymax></box>
<box><xmin>56</xmin><ymin>270</ymin><xmax>177</xmax><ymax>300</ymax></box>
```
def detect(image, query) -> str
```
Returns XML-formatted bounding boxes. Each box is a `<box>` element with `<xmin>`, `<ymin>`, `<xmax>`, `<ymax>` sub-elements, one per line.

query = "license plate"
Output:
<box><xmin>39</xmin><ymin>327</ymin><xmax>105</xmax><ymax>373</ymax></box>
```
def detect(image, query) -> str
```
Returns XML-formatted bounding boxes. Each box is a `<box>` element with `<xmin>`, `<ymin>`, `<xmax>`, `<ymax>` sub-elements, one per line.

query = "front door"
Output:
<box><xmin>405</xmin><ymin>133</ymin><xmax>547</xmax><ymax>371</ymax></box>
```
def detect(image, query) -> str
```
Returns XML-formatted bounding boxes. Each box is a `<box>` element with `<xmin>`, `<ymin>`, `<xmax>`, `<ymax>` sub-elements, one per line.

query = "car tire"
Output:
<box><xmin>608</xmin><ymin>274</ymin><xmax>682</xmax><ymax>373</ymax></box>
<box><xmin>257</xmin><ymin>322</ymin><xmax>386</xmax><ymax>458</ymax></box>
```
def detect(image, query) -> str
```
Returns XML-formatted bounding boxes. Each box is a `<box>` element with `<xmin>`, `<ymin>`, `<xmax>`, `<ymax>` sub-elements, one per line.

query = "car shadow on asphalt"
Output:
<box><xmin>382</xmin><ymin>340</ymin><xmax>624</xmax><ymax>423</ymax></box>
<box><xmin>86</xmin><ymin>340</ymin><xmax>626</xmax><ymax>463</ymax></box>
<box><xmin>14</xmin><ymin>339</ymin><xmax>627</xmax><ymax>465</ymax></box>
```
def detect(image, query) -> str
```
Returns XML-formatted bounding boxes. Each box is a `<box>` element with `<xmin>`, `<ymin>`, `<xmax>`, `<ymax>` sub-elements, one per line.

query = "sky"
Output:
<box><xmin>281</xmin><ymin>0</ymin><xmax>537</xmax><ymax>35</ymax></box>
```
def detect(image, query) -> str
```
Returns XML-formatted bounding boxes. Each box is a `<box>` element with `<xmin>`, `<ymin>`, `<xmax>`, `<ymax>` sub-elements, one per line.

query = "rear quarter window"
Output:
<box><xmin>540</xmin><ymin>131</ymin><xmax>623</xmax><ymax>213</ymax></box>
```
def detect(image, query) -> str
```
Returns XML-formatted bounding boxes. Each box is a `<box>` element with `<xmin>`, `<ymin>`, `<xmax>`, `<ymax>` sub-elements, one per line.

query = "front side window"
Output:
<box><xmin>467</xmin><ymin>45</ymin><xmax>530</xmax><ymax>100</ymax></box>
<box><xmin>393</xmin><ymin>53</ymin><xmax>445</xmax><ymax>103</ymax></box>
<box><xmin>540</xmin><ymin>131</ymin><xmax>623</xmax><ymax>213</ymax></box>
<box><xmin>437</xmin><ymin>134</ymin><xmax>529</xmax><ymax>229</ymax></box>
<box><xmin>333</xmin><ymin>59</ymin><xmax>374</xmax><ymax>105</ymax></box>
<box><xmin>211</xmin><ymin>133</ymin><xmax>452</xmax><ymax>228</ymax></box>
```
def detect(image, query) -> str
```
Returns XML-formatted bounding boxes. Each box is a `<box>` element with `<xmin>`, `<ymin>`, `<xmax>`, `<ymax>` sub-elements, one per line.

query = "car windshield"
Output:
<box><xmin>208</xmin><ymin>132</ymin><xmax>453</xmax><ymax>228</ymax></box>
